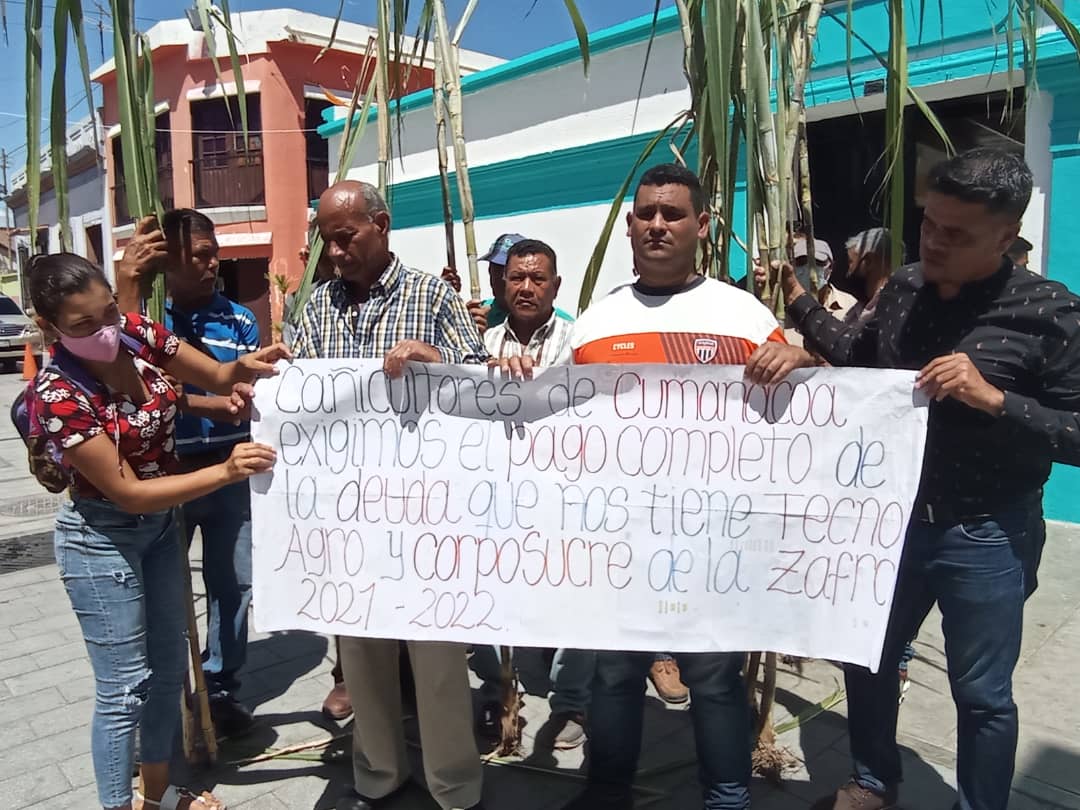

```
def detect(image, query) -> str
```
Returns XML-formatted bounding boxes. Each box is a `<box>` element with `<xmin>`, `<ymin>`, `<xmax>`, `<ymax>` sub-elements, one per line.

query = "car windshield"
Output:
<box><xmin>0</xmin><ymin>298</ymin><xmax>24</xmax><ymax>316</ymax></box>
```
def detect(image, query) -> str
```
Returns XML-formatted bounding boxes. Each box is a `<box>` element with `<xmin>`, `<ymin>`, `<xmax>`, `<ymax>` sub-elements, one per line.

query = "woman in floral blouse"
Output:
<box><xmin>28</xmin><ymin>253</ymin><xmax>290</xmax><ymax>810</ymax></box>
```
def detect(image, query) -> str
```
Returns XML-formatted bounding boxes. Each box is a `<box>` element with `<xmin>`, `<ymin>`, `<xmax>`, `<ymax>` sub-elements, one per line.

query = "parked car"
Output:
<box><xmin>0</xmin><ymin>296</ymin><xmax>42</xmax><ymax>372</ymax></box>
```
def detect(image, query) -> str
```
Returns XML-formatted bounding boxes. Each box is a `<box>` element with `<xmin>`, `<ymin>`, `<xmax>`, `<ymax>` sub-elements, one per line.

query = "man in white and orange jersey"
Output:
<box><xmin>560</xmin><ymin>164</ymin><xmax>813</xmax><ymax>810</ymax></box>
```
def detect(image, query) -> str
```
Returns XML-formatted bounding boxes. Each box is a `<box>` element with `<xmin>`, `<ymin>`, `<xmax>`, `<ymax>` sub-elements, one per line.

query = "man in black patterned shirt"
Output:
<box><xmin>779</xmin><ymin>148</ymin><xmax>1080</xmax><ymax>810</ymax></box>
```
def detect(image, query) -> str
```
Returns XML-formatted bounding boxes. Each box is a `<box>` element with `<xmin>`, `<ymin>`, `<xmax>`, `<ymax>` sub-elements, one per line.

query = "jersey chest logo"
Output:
<box><xmin>694</xmin><ymin>337</ymin><xmax>718</xmax><ymax>363</ymax></box>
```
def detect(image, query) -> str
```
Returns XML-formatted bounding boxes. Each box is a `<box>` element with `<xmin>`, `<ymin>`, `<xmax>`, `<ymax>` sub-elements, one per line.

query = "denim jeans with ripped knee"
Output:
<box><xmin>55</xmin><ymin>498</ymin><xmax>188</xmax><ymax>808</ymax></box>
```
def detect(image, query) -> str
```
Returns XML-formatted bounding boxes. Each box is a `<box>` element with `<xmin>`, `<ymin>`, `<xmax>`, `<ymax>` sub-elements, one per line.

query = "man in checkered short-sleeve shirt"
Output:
<box><xmin>291</xmin><ymin>180</ymin><xmax>488</xmax><ymax>810</ymax></box>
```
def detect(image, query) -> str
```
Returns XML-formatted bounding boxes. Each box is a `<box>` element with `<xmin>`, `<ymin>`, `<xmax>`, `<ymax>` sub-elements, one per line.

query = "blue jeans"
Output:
<box><xmin>55</xmin><ymin>498</ymin><xmax>187</xmax><ymax>809</ymax></box>
<box><xmin>180</xmin><ymin>479</ymin><xmax>252</xmax><ymax>698</ymax></box>
<box><xmin>588</xmin><ymin>651</ymin><xmax>751</xmax><ymax>809</ymax></box>
<box><xmin>847</xmin><ymin>498</ymin><xmax>1045</xmax><ymax>810</ymax></box>
<box><xmin>474</xmin><ymin>647</ymin><xmax>595</xmax><ymax>715</ymax></box>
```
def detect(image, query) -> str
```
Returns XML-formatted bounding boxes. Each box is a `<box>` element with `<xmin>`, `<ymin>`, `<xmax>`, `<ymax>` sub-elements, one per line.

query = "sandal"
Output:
<box><xmin>135</xmin><ymin>786</ymin><xmax>227</xmax><ymax>810</ymax></box>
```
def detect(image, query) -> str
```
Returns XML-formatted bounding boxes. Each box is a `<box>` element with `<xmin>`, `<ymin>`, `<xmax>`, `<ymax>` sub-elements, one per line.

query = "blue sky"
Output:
<box><xmin>1</xmin><ymin>0</ymin><xmax>672</xmax><ymax>194</ymax></box>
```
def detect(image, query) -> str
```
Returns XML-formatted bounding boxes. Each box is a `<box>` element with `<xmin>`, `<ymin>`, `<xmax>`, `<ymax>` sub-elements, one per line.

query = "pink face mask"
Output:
<box><xmin>58</xmin><ymin>323</ymin><xmax>122</xmax><ymax>363</ymax></box>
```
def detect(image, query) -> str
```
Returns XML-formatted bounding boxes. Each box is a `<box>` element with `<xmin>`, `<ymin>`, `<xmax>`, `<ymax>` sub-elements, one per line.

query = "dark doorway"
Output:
<box><xmin>219</xmin><ymin>258</ymin><xmax>271</xmax><ymax>346</ymax></box>
<box><xmin>85</xmin><ymin>224</ymin><xmax>103</xmax><ymax>267</ymax></box>
<box><xmin>807</xmin><ymin>89</ymin><xmax>1025</xmax><ymax>294</ymax></box>
<box><xmin>305</xmin><ymin>98</ymin><xmax>332</xmax><ymax>204</ymax></box>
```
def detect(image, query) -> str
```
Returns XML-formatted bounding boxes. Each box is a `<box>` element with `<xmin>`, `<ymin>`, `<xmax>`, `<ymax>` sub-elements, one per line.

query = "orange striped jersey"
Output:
<box><xmin>571</xmin><ymin>275</ymin><xmax>786</xmax><ymax>365</ymax></box>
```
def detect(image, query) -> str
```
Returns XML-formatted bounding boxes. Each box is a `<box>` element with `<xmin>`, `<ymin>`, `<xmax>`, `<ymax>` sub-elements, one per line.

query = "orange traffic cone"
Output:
<box><xmin>21</xmin><ymin>342</ymin><xmax>38</xmax><ymax>380</ymax></box>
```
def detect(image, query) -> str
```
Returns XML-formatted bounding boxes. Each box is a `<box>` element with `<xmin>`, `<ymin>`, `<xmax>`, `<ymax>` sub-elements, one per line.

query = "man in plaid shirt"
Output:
<box><xmin>291</xmin><ymin>180</ymin><xmax>488</xmax><ymax>810</ymax></box>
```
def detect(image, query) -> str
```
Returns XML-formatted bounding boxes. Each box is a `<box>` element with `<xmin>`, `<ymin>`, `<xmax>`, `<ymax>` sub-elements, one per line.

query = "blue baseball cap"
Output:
<box><xmin>480</xmin><ymin>233</ymin><xmax>526</xmax><ymax>266</ymax></box>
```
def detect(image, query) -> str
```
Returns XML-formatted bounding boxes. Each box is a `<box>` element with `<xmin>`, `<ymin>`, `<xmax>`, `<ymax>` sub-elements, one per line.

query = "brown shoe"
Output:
<box><xmin>809</xmin><ymin>781</ymin><xmax>898</xmax><ymax>810</ymax></box>
<box><xmin>322</xmin><ymin>681</ymin><xmax>352</xmax><ymax>721</ymax></box>
<box><xmin>648</xmin><ymin>658</ymin><xmax>689</xmax><ymax>704</ymax></box>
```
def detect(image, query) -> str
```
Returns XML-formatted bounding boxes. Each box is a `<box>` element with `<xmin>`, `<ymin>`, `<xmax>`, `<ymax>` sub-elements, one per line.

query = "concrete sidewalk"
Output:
<box><xmin>2</xmin><ymin>520</ymin><xmax>1079</xmax><ymax>809</ymax></box>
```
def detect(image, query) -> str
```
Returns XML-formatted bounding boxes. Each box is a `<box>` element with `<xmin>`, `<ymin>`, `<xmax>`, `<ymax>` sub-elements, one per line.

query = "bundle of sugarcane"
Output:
<box><xmin>179</xmin><ymin>511</ymin><xmax>218</xmax><ymax>765</ymax></box>
<box><xmin>494</xmin><ymin>645</ymin><xmax>521</xmax><ymax>756</ymax></box>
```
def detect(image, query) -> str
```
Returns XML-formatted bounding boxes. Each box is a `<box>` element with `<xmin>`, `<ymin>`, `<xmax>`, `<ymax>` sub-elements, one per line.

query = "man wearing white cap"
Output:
<box><xmin>756</xmin><ymin>234</ymin><xmax>857</xmax><ymax>345</ymax></box>
<box><xmin>792</xmin><ymin>235</ymin><xmax>858</xmax><ymax>322</ymax></box>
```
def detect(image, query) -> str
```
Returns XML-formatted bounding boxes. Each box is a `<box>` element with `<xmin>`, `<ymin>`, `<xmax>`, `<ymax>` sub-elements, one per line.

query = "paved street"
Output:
<box><xmin>0</xmin><ymin>368</ymin><xmax>1078</xmax><ymax>809</ymax></box>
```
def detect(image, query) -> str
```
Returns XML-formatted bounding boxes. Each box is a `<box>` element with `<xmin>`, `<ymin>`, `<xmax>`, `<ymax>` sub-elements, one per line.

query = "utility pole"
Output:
<box><xmin>0</xmin><ymin>148</ymin><xmax>21</xmax><ymax>307</ymax></box>
<box><xmin>0</xmin><ymin>148</ymin><xmax>16</xmax><ymax>305</ymax></box>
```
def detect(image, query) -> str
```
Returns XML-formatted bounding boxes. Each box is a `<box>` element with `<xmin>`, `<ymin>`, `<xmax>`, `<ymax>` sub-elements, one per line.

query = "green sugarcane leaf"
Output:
<box><xmin>825</xmin><ymin>7</ymin><xmax>953</xmax><ymax>157</ymax></box>
<box><xmin>137</xmin><ymin>32</ymin><xmax>166</xmax><ymax>320</ymax></box>
<box><xmin>138</xmin><ymin>33</ymin><xmax>161</xmax><ymax>219</ymax></box>
<box><xmin>1036</xmin><ymin>0</ymin><xmax>1080</xmax><ymax>54</ymax></box>
<box><xmin>291</xmin><ymin>77</ymin><xmax>377</xmax><ymax>321</ymax></box>
<box><xmin>213</xmin><ymin>0</ymin><xmax>249</xmax><ymax>151</ymax></box>
<box><xmin>112</xmin><ymin>0</ymin><xmax>146</xmax><ymax>219</ymax></box>
<box><xmin>195</xmin><ymin>0</ymin><xmax>235</xmax><ymax>133</ymax></box>
<box><xmin>578</xmin><ymin>114</ymin><xmax>689</xmax><ymax>314</ymax></box>
<box><xmin>562</xmin><ymin>0</ymin><xmax>590</xmax><ymax>76</ymax></box>
<box><xmin>631</xmin><ymin>0</ymin><xmax>663</xmax><ymax>130</ymax></box>
<box><xmin>25</xmin><ymin>0</ymin><xmax>43</xmax><ymax>249</ymax></box>
<box><xmin>68</xmin><ymin>0</ymin><xmax>101</xmax><ymax>168</ymax></box>
<box><xmin>50</xmin><ymin>0</ymin><xmax>72</xmax><ymax>251</ymax></box>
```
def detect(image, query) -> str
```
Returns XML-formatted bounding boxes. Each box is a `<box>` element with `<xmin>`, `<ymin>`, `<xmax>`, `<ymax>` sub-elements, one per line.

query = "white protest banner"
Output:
<box><xmin>250</xmin><ymin>361</ymin><xmax>928</xmax><ymax>671</ymax></box>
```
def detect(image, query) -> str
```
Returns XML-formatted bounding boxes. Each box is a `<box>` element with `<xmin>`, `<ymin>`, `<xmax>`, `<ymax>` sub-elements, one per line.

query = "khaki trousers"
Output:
<box><xmin>339</xmin><ymin>637</ymin><xmax>482</xmax><ymax>809</ymax></box>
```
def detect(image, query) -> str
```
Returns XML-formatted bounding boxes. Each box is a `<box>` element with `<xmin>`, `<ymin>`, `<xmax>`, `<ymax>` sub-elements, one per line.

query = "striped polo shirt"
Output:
<box><xmin>166</xmin><ymin>293</ymin><xmax>261</xmax><ymax>456</ymax></box>
<box><xmin>571</xmin><ymin>275</ymin><xmax>785</xmax><ymax>365</ymax></box>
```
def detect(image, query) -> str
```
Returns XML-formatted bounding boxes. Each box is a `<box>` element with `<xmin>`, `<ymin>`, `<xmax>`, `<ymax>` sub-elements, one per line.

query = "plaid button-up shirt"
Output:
<box><xmin>483</xmin><ymin>309</ymin><xmax>575</xmax><ymax>367</ymax></box>
<box><xmin>289</xmin><ymin>255</ymin><xmax>488</xmax><ymax>362</ymax></box>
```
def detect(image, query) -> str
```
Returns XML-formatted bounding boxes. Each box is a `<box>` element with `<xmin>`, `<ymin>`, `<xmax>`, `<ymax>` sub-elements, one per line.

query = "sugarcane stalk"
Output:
<box><xmin>374</xmin><ymin>0</ymin><xmax>391</xmax><ymax>198</ymax></box>
<box><xmin>451</xmin><ymin>0</ymin><xmax>479</xmax><ymax>46</ymax></box>
<box><xmin>432</xmin><ymin>0</ymin><xmax>481</xmax><ymax>300</ymax></box>
<box><xmin>229</xmin><ymin>734</ymin><xmax>350</xmax><ymax>767</ymax></box>
<box><xmin>756</xmin><ymin>652</ymin><xmax>777</xmax><ymax>739</ymax></box>
<box><xmin>495</xmin><ymin>645</ymin><xmax>521</xmax><ymax>756</ymax></box>
<box><xmin>769</xmin><ymin>1</ymin><xmax>793</xmax><ymax>255</ymax></box>
<box><xmin>796</xmin><ymin>107</ymin><xmax>816</xmax><ymax>307</ymax></box>
<box><xmin>744</xmin><ymin>1</ymin><xmax>782</xmax><ymax>268</ymax></box>
<box><xmin>745</xmin><ymin>651</ymin><xmax>762</xmax><ymax>706</ymax></box>
<box><xmin>178</xmin><ymin>512</ymin><xmax>218</xmax><ymax>766</ymax></box>
<box><xmin>788</xmin><ymin>1</ymin><xmax>825</xmax><ymax>296</ymax></box>
<box><xmin>433</xmin><ymin>53</ymin><xmax>457</xmax><ymax>272</ymax></box>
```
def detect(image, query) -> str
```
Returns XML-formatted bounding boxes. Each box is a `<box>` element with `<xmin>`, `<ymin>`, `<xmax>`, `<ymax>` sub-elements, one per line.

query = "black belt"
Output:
<box><xmin>915</xmin><ymin>502</ymin><xmax>992</xmax><ymax>526</ymax></box>
<box><xmin>915</xmin><ymin>490</ymin><xmax>1042</xmax><ymax>526</ymax></box>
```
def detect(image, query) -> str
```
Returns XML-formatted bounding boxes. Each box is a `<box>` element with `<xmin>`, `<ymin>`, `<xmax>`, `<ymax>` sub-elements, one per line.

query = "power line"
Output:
<box><xmin>2</xmin><ymin>92</ymin><xmax>98</xmax><ymax>160</ymax></box>
<box><xmin>0</xmin><ymin>0</ymin><xmax>159</xmax><ymax>25</ymax></box>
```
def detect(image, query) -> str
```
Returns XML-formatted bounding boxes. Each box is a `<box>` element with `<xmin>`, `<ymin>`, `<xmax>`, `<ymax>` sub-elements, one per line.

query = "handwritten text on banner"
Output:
<box><xmin>250</xmin><ymin>361</ymin><xmax>929</xmax><ymax>671</ymax></box>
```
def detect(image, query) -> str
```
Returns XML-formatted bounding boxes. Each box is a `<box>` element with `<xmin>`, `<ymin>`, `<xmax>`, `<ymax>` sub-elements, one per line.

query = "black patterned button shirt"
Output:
<box><xmin>789</xmin><ymin>259</ymin><xmax>1080</xmax><ymax>516</ymax></box>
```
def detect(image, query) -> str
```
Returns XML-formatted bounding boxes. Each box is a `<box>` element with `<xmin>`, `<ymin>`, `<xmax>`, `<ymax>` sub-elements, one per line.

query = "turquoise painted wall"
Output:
<box><xmin>1037</xmin><ymin>55</ymin><xmax>1080</xmax><ymax>523</ymax></box>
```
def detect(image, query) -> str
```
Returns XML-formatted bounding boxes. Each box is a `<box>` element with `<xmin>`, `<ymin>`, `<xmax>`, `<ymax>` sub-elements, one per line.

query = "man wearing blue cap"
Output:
<box><xmin>443</xmin><ymin>233</ymin><xmax>574</xmax><ymax>332</ymax></box>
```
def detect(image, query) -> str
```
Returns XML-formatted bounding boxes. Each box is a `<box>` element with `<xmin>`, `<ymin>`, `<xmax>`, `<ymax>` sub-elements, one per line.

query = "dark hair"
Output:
<box><xmin>28</xmin><ymin>253</ymin><xmax>111</xmax><ymax>322</ymax></box>
<box><xmin>162</xmin><ymin>208</ymin><xmax>215</xmax><ymax>250</ymax></box>
<box><xmin>927</xmin><ymin>148</ymin><xmax>1033</xmax><ymax>220</ymax></box>
<box><xmin>505</xmin><ymin>238</ymin><xmax>558</xmax><ymax>277</ymax></box>
<box><xmin>637</xmin><ymin>163</ymin><xmax>707</xmax><ymax>215</ymax></box>
<box><xmin>1007</xmin><ymin>236</ymin><xmax>1033</xmax><ymax>258</ymax></box>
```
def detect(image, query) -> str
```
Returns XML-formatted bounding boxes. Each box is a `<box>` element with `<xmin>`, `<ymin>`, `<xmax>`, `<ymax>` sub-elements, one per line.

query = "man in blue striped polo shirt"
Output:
<box><xmin>163</xmin><ymin>208</ymin><xmax>261</xmax><ymax>739</ymax></box>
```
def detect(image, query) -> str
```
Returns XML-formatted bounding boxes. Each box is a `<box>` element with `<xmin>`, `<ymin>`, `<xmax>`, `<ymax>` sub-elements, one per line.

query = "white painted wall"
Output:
<box><xmin>330</xmin><ymin>30</ymin><xmax>690</xmax><ymax>185</ymax></box>
<box><xmin>92</xmin><ymin>9</ymin><xmax>502</xmax><ymax>82</ymax></box>
<box><xmin>391</xmin><ymin>201</ymin><xmax>637</xmax><ymax>313</ymax></box>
